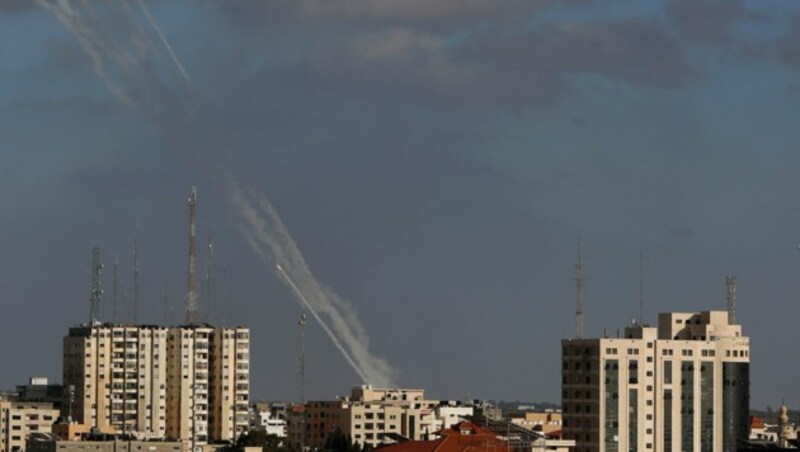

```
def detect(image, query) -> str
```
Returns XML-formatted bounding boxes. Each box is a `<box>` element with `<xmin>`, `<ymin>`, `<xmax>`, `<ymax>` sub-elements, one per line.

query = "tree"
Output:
<box><xmin>323</xmin><ymin>428</ymin><xmax>362</xmax><ymax>452</ymax></box>
<box><xmin>236</xmin><ymin>429</ymin><xmax>287</xmax><ymax>452</ymax></box>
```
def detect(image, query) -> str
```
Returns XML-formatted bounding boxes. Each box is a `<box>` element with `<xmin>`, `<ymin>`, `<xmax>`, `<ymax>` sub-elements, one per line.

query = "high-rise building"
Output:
<box><xmin>63</xmin><ymin>324</ymin><xmax>249</xmax><ymax>451</ymax></box>
<box><xmin>562</xmin><ymin>311</ymin><xmax>750</xmax><ymax>452</ymax></box>
<box><xmin>63</xmin><ymin>325</ymin><xmax>169</xmax><ymax>437</ymax></box>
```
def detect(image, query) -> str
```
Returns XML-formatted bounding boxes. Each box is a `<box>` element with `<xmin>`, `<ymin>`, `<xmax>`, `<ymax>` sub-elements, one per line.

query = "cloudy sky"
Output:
<box><xmin>2</xmin><ymin>0</ymin><xmax>800</xmax><ymax>408</ymax></box>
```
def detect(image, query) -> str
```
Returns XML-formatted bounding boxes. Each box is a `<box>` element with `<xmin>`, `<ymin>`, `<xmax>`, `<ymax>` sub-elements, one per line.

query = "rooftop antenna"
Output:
<box><xmin>186</xmin><ymin>186</ymin><xmax>198</xmax><ymax>325</ymax></box>
<box><xmin>163</xmin><ymin>283</ymin><xmax>170</xmax><ymax>325</ymax></box>
<box><xmin>639</xmin><ymin>250</ymin><xmax>644</xmax><ymax>326</ymax></box>
<box><xmin>133</xmin><ymin>223</ymin><xmax>140</xmax><ymax>324</ymax></box>
<box><xmin>298</xmin><ymin>308</ymin><xmax>307</xmax><ymax>452</ymax></box>
<box><xmin>205</xmin><ymin>236</ymin><xmax>214</xmax><ymax>322</ymax></box>
<box><xmin>90</xmin><ymin>246</ymin><xmax>103</xmax><ymax>325</ymax></box>
<box><xmin>221</xmin><ymin>262</ymin><xmax>229</xmax><ymax>326</ymax></box>
<box><xmin>725</xmin><ymin>275</ymin><xmax>737</xmax><ymax>325</ymax></box>
<box><xmin>574</xmin><ymin>237</ymin><xmax>584</xmax><ymax>338</ymax></box>
<box><xmin>113</xmin><ymin>254</ymin><xmax>119</xmax><ymax>324</ymax></box>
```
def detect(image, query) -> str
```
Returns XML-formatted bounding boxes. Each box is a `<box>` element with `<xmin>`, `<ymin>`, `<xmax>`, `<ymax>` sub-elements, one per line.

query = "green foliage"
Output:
<box><xmin>322</xmin><ymin>428</ymin><xmax>363</xmax><ymax>452</ymax></box>
<box><xmin>236</xmin><ymin>429</ymin><xmax>287</xmax><ymax>452</ymax></box>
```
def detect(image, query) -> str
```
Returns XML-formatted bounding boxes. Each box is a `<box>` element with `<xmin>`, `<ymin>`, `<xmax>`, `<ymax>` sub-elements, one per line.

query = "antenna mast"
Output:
<box><xmin>113</xmin><ymin>255</ymin><xmax>119</xmax><ymax>323</ymax></box>
<box><xmin>639</xmin><ymin>251</ymin><xmax>644</xmax><ymax>326</ymax></box>
<box><xmin>90</xmin><ymin>247</ymin><xmax>103</xmax><ymax>325</ymax></box>
<box><xmin>163</xmin><ymin>284</ymin><xmax>170</xmax><ymax>325</ymax></box>
<box><xmin>298</xmin><ymin>308</ymin><xmax>307</xmax><ymax>452</ymax></box>
<box><xmin>186</xmin><ymin>187</ymin><xmax>198</xmax><ymax>325</ymax></box>
<box><xmin>205</xmin><ymin>237</ymin><xmax>214</xmax><ymax>321</ymax></box>
<box><xmin>725</xmin><ymin>275</ymin><xmax>737</xmax><ymax>324</ymax></box>
<box><xmin>133</xmin><ymin>223</ymin><xmax>140</xmax><ymax>324</ymax></box>
<box><xmin>575</xmin><ymin>238</ymin><xmax>584</xmax><ymax>338</ymax></box>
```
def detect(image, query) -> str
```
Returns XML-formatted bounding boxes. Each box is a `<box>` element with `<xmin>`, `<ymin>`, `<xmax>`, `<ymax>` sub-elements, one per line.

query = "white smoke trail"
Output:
<box><xmin>33</xmin><ymin>0</ymin><xmax>132</xmax><ymax>105</ymax></box>
<box><xmin>233</xmin><ymin>184</ymin><xmax>397</xmax><ymax>386</ymax></box>
<box><xmin>37</xmin><ymin>0</ymin><xmax>398</xmax><ymax>387</ymax></box>
<box><xmin>135</xmin><ymin>0</ymin><xmax>191</xmax><ymax>83</ymax></box>
<box><xmin>276</xmin><ymin>264</ymin><xmax>370</xmax><ymax>384</ymax></box>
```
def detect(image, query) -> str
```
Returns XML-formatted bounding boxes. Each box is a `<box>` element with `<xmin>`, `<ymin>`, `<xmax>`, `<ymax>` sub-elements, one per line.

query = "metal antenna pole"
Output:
<box><xmin>186</xmin><ymin>187</ymin><xmax>198</xmax><ymax>325</ymax></box>
<box><xmin>113</xmin><ymin>255</ymin><xmax>119</xmax><ymax>324</ymax></box>
<box><xmin>133</xmin><ymin>223</ymin><xmax>140</xmax><ymax>324</ymax></box>
<box><xmin>725</xmin><ymin>276</ymin><xmax>737</xmax><ymax>325</ymax></box>
<box><xmin>639</xmin><ymin>251</ymin><xmax>644</xmax><ymax>326</ymax></box>
<box><xmin>298</xmin><ymin>309</ymin><xmax>307</xmax><ymax>452</ymax></box>
<box><xmin>205</xmin><ymin>237</ymin><xmax>214</xmax><ymax>321</ymax></box>
<box><xmin>163</xmin><ymin>284</ymin><xmax>170</xmax><ymax>325</ymax></box>
<box><xmin>90</xmin><ymin>247</ymin><xmax>103</xmax><ymax>325</ymax></box>
<box><xmin>575</xmin><ymin>238</ymin><xmax>584</xmax><ymax>338</ymax></box>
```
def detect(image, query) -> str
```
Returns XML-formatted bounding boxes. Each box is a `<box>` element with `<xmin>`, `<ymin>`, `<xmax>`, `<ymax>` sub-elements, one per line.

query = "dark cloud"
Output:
<box><xmin>666</xmin><ymin>226</ymin><xmax>694</xmax><ymax>241</ymax></box>
<box><xmin>0</xmin><ymin>0</ymin><xmax>34</xmax><ymax>14</ymax></box>
<box><xmin>285</xmin><ymin>19</ymin><xmax>692</xmax><ymax>107</ymax></box>
<box><xmin>664</xmin><ymin>0</ymin><xmax>763</xmax><ymax>44</ymax></box>
<box><xmin>775</xmin><ymin>17</ymin><xmax>800</xmax><ymax>69</ymax></box>
<box><xmin>218</xmin><ymin>0</ymin><xmax>554</xmax><ymax>31</ymax></box>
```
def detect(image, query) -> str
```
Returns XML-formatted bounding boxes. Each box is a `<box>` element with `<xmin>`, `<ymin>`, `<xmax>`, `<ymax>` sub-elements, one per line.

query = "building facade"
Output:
<box><xmin>562</xmin><ymin>311</ymin><xmax>750</xmax><ymax>452</ymax></box>
<box><xmin>0</xmin><ymin>398</ymin><xmax>60</xmax><ymax>452</ymax></box>
<box><xmin>295</xmin><ymin>387</ymin><xmax>459</xmax><ymax>450</ymax></box>
<box><xmin>63</xmin><ymin>324</ymin><xmax>249</xmax><ymax>451</ymax></box>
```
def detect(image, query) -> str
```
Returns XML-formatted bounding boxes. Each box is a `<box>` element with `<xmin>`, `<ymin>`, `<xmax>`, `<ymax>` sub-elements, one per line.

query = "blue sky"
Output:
<box><xmin>2</xmin><ymin>0</ymin><xmax>800</xmax><ymax>408</ymax></box>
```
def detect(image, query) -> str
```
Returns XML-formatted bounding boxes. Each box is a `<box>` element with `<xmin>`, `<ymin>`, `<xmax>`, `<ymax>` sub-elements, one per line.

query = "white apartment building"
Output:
<box><xmin>64</xmin><ymin>324</ymin><xmax>249</xmax><ymax>451</ymax></box>
<box><xmin>0</xmin><ymin>398</ymin><xmax>59</xmax><ymax>452</ymax></box>
<box><xmin>562</xmin><ymin>310</ymin><xmax>750</xmax><ymax>452</ymax></box>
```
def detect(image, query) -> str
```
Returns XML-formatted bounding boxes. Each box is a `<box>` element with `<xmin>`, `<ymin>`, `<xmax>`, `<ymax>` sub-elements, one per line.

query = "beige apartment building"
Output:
<box><xmin>0</xmin><ymin>398</ymin><xmax>59</xmax><ymax>452</ymax></box>
<box><xmin>295</xmin><ymin>386</ymin><xmax>448</xmax><ymax>450</ymax></box>
<box><xmin>63</xmin><ymin>325</ymin><xmax>169</xmax><ymax>437</ymax></box>
<box><xmin>63</xmin><ymin>324</ymin><xmax>249</xmax><ymax>451</ymax></box>
<box><xmin>562</xmin><ymin>310</ymin><xmax>750</xmax><ymax>452</ymax></box>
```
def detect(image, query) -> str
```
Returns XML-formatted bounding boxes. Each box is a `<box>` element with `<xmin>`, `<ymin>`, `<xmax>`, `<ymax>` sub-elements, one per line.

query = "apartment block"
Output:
<box><xmin>0</xmin><ymin>398</ymin><xmax>59</xmax><ymax>452</ymax></box>
<box><xmin>295</xmin><ymin>386</ymin><xmax>460</xmax><ymax>450</ymax></box>
<box><xmin>63</xmin><ymin>324</ymin><xmax>249</xmax><ymax>451</ymax></box>
<box><xmin>63</xmin><ymin>325</ymin><xmax>169</xmax><ymax>437</ymax></box>
<box><xmin>562</xmin><ymin>310</ymin><xmax>750</xmax><ymax>452</ymax></box>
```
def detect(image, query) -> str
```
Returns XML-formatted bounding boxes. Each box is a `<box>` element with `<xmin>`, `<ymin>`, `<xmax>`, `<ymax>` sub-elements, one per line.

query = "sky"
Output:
<box><xmin>1</xmin><ymin>0</ymin><xmax>800</xmax><ymax>409</ymax></box>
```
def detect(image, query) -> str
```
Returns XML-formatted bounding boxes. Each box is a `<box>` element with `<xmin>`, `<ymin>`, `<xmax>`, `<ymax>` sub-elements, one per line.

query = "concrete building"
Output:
<box><xmin>63</xmin><ymin>324</ymin><xmax>249</xmax><ymax>451</ymax></box>
<box><xmin>14</xmin><ymin>379</ymin><xmax>63</xmax><ymax>408</ymax></box>
<box><xmin>0</xmin><ymin>397</ymin><xmax>60</xmax><ymax>452</ymax></box>
<box><xmin>294</xmin><ymin>386</ymin><xmax>455</xmax><ymax>450</ymax></box>
<box><xmin>562</xmin><ymin>310</ymin><xmax>750</xmax><ymax>452</ymax></box>
<box><xmin>63</xmin><ymin>325</ymin><xmax>169</xmax><ymax>437</ymax></box>
<box><xmin>509</xmin><ymin>410</ymin><xmax>563</xmax><ymax>435</ymax></box>
<box><xmin>26</xmin><ymin>434</ymin><xmax>182</xmax><ymax>452</ymax></box>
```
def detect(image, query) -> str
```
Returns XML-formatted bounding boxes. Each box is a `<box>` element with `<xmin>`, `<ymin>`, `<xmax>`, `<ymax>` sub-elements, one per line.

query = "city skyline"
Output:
<box><xmin>2</xmin><ymin>0</ymin><xmax>800</xmax><ymax>409</ymax></box>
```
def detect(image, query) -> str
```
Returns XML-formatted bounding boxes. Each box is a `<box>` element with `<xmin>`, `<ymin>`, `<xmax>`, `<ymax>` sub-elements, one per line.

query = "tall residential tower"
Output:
<box><xmin>63</xmin><ymin>324</ymin><xmax>249</xmax><ymax>451</ymax></box>
<box><xmin>561</xmin><ymin>311</ymin><xmax>749</xmax><ymax>452</ymax></box>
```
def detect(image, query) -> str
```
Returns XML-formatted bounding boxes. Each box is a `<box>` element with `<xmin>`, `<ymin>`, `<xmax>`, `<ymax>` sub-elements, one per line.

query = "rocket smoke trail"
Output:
<box><xmin>276</xmin><ymin>264</ymin><xmax>370</xmax><ymax>384</ymax></box>
<box><xmin>36</xmin><ymin>0</ymin><xmax>397</xmax><ymax>387</ymax></box>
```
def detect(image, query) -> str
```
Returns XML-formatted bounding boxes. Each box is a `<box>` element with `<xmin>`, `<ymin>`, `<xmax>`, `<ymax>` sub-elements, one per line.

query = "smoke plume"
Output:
<box><xmin>36</xmin><ymin>0</ymin><xmax>398</xmax><ymax>387</ymax></box>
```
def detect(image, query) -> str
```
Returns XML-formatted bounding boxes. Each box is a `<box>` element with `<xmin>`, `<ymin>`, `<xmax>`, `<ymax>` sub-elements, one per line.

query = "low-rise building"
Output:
<box><xmin>0</xmin><ymin>397</ymin><xmax>60</xmax><ymax>452</ymax></box>
<box><xmin>508</xmin><ymin>410</ymin><xmax>563</xmax><ymax>435</ymax></box>
<box><xmin>293</xmin><ymin>386</ymin><xmax>465</xmax><ymax>450</ymax></box>
<box><xmin>26</xmin><ymin>434</ymin><xmax>182</xmax><ymax>452</ymax></box>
